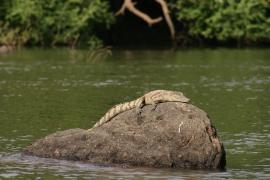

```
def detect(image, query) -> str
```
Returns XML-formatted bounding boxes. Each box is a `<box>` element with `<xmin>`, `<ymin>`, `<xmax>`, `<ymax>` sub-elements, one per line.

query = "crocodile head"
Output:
<box><xmin>165</xmin><ymin>90</ymin><xmax>190</xmax><ymax>103</ymax></box>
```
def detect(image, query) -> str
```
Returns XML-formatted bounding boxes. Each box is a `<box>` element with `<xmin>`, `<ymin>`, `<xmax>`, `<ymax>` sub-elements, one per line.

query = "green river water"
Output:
<box><xmin>0</xmin><ymin>48</ymin><xmax>269</xmax><ymax>179</ymax></box>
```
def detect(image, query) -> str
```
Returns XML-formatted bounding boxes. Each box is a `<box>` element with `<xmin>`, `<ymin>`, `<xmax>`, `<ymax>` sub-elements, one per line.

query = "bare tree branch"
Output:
<box><xmin>116</xmin><ymin>0</ymin><xmax>163</xmax><ymax>26</ymax></box>
<box><xmin>155</xmin><ymin>0</ymin><xmax>176</xmax><ymax>40</ymax></box>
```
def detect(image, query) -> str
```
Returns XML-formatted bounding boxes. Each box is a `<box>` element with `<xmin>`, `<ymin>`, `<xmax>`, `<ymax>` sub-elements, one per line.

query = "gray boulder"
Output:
<box><xmin>23</xmin><ymin>102</ymin><xmax>226</xmax><ymax>169</ymax></box>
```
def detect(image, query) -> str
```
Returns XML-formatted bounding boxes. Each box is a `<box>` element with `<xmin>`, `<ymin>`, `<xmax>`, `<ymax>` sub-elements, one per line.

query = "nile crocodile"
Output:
<box><xmin>91</xmin><ymin>90</ymin><xmax>190</xmax><ymax>129</ymax></box>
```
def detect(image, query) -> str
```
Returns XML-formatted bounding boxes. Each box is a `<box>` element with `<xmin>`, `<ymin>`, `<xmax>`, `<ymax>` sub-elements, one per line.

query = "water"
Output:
<box><xmin>0</xmin><ymin>48</ymin><xmax>269</xmax><ymax>179</ymax></box>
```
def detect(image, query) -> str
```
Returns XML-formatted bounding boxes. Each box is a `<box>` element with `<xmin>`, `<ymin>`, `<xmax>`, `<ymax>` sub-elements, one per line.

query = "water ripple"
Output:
<box><xmin>0</xmin><ymin>153</ymin><xmax>269</xmax><ymax>179</ymax></box>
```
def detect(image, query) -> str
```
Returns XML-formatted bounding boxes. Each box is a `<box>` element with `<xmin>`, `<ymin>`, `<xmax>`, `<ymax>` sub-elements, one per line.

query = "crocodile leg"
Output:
<box><xmin>151</xmin><ymin>103</ymin><xmax>158</xmax><ymax>111</ymax></box>
<box><xmin>135</xmin><ymin>97</ymin><xmax>145</xmax><ymax>120</ymax></box>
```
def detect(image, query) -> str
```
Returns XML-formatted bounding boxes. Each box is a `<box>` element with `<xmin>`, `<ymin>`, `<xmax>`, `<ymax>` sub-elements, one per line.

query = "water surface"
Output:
<box><xmin>0</xmin><ymin>48</ymin><xmax>269</xmax><ymax>179</ymax></box>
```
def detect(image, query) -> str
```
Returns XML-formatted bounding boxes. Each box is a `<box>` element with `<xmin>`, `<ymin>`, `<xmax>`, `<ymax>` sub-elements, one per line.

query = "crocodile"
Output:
<box><xmin>91</xmin><ymin>90</ymin><xmax>190</xmax><ymax>129</ymax></box>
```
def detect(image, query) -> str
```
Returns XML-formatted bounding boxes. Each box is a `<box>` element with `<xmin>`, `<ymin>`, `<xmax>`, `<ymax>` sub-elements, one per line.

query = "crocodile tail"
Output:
<box><xmin>93</xmin><ymin>98</ymin><xmax>143</xmax><ymax>128</ymax></box>
<box><xmin>105</xmin><ymin>100</ymin><xmax>137</xmax><ymax>120</ymax></box>
<box><xmin>93</xmin><ymin>117</ymin><xmax>104</xmax><ymax>128</ymax></box>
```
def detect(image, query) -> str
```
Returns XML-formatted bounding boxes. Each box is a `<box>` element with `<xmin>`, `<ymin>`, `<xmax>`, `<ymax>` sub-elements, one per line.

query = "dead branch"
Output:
<box><xmin>155</xmin><ymin>0</ymin><xmax>176</xmax><ymax>40</ymax></box>
<box><xmin>116</xmin><ymin>0</ymin><xmax>163</xmax><ymax>26</ymax></box>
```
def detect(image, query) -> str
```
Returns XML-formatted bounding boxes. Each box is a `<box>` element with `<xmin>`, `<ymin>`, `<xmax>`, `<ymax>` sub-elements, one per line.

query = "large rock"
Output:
<box><xmin>23</xmin><ymin>102</ymin><xmax>226</xmax><ymax>169</ymax></box>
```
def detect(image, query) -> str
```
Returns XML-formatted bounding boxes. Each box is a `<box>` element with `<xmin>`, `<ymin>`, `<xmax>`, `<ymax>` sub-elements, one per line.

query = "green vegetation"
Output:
<box><xmin>0</xmin><ymin>0</ymin><xmax>114</xmax><ymax>47</ymax></box>
<box><xmin>0</xmin><ymin>0</ymin><xmax>269</xmax><ymax>47</ymax></box>
<box><xmin>172</xmin><ymin>0</ymin><xmax>270</xmax><ymax>45</ymax></box>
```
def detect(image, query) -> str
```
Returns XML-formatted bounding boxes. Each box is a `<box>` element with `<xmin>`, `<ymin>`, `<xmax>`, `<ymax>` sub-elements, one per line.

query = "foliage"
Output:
<box><xmin>0</xmin><ymin>0</ymin><xmax>269</xmax><ymax>47</ymax></box>
<box><xmin>0</xmin><ymin>0</ymin><xmax>114</xmax><ymax>47</ymax></box>
<box><xmin>172</xmin><ymin>0</ymin><xmax>270</xmax><ymax>44</ymax></box>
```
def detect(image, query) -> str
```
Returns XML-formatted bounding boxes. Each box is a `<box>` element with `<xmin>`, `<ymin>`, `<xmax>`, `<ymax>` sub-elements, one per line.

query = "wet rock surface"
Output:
<box><xmin>23</xmin><ymin>102</ymin><xmax>226</xmax><ymax>169</ymax></box>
